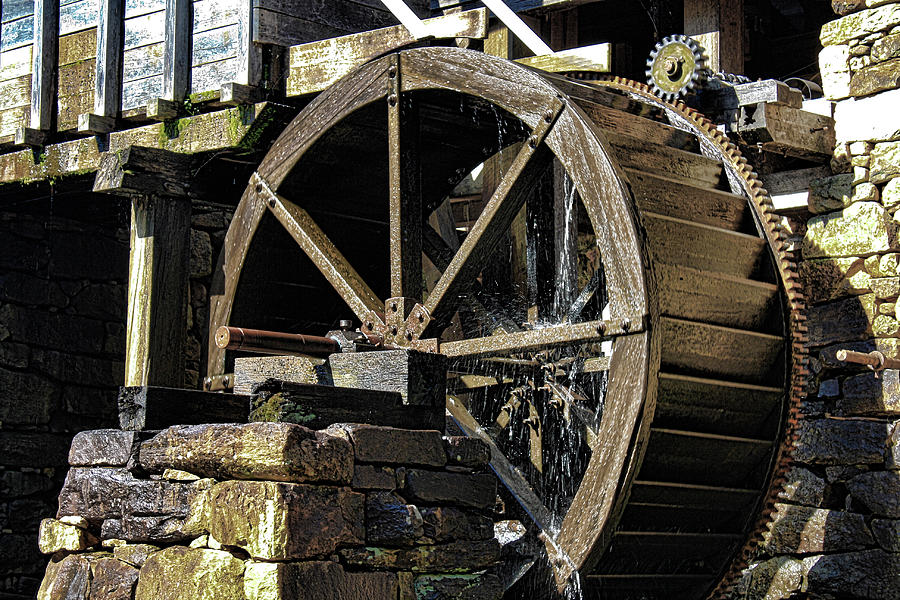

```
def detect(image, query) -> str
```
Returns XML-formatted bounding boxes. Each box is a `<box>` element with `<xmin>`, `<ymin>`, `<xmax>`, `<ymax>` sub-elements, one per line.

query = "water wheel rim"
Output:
<box><xmin>208</xmin><ymin>47</ymin><xmax>658</xmax><ymax>576</ymax></box>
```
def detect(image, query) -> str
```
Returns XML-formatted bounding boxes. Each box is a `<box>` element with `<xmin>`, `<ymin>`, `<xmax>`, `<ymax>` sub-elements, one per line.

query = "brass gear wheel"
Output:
<box><xmin>646</xmin><ymin>35</ymin><xmax>709</xmax><ymax>101</ymax></box>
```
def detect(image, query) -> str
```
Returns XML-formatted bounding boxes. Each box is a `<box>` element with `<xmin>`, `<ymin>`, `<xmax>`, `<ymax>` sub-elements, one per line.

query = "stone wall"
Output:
<box><xmin>0</xmin><ymin>208</ymin><xmax>129</xmax><ymax>598</ymax></box>
<box><xmin>35</xmin><ymin>422</ymin><xmax>504</xmax><ymax>600</ymax></box>
<box><xmin>731</xmin><ymin>2</ymin><xmax>900</xmax><ymax>598</ymax></box>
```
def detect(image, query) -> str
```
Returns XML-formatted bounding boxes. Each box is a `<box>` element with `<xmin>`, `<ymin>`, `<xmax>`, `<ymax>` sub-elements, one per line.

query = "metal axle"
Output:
<box><xmin>835</xmin><ymin>349</ymin><xmax>900</xmax><ymax>372</ymax></box>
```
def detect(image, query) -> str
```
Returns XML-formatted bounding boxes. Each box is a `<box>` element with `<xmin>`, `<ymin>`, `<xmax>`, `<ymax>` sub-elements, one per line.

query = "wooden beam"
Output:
<box><xmin>30</xmin><ymin>0</ymin><xmax>59</xmax><ymax>132</ymax></box>
<box><xmin>94</xmin><ymin>0</ymin><xmax>123</xmax><ymax>118</ymax></box>
<box><xmin>286</xmin><ymin>9</ymin><xmax>488</xmax><ymax>97</ymax></box>
<box><xmin>162</xmin><ymin>0</ymin><xmax>190</xmax><ymax>101</ymax></box>
<box><xmin>515</xmin><ymin>43</ymin><xmax>611</xmax><ymax>74</ymax></box>
<box><xmin>93</xmin><ymin>146</ymin><xmax>202</xmax><ymax>199</ymax></box>
<box><xmin>734</xmin><ymin>103</ymin><xmax>835</xmax><ymax>160</ymax></box>
<box><xmin>684</xmin><ymin>0</ymin><xmax>744</xmax><ymax>75</ymax></box>
<box><xmin>235</xmin><ymin>0</ymin><xmax>263</xmax><ymax>89</ymax></box>
<box><xmin>119</xmin><ymin>386</ymin><xmax>248</xmax><ymax>430</ymax></box>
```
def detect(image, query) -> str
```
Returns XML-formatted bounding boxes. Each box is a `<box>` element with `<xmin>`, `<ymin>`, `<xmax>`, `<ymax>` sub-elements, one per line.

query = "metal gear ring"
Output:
<box><xmin>646</xmin><ymin>34</ymin><xmax>709</xmax><ymax>101</ymax></box>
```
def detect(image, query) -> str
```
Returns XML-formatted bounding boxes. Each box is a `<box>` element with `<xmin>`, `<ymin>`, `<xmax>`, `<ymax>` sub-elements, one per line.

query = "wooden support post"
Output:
<box><xmin>163</xmin><ymin>0</ymin><xmax>190</xmax><ymax>102</ymax></box>
<box><xmin>21</xmin><ymin>0</ymin><xmax>58</xmax><ymax>143</ymax></box>
<box><xmin>235</xmin><ymin>0</ymin><xmax>263</xmax><ymax>89</ymax></box>
<box><xmin>684</xmin><ymin>0</ymin><xmax>744</xmax><ymax>75</ymax></box>
<box><xmin>79</xmin><ymin>0</ymin><xmax>124</xmax><ymax>133</ymax></box>
<box><xmin>94</xmin><ymin>146</ymin><xmax>197</xmax><ymax>387</ymax></box>
<box><xmin>123</xmin><ymin>196</ymin><xmax>191</xmax><ymax>387</ymax></box>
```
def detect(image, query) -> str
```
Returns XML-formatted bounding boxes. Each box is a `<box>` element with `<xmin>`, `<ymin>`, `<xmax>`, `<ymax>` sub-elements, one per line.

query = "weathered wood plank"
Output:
<box><xmin>192</xmin><ymin>24</ymin><xmax>238</xmax><ymax>66</ymax></box>
<box><xmin>234</xmin><ymin>355</ymin><xmax>330</xmax><ymax>394</ymax></box>
<box><xmin>0</xmin><ymin>74</ymin><xmax>31</xmax><ymax>111</ymax></box>
<box><xmin>1</xmin><ymin>16</ymin><xmax>34</xmax><ymax>51</ymax></box>
<box><xmin>123</xmin><ymin>42</ymin><xmax>164</xmax><ymax>82</ymax></box>
<box><xmin>235</xmin><ymin>0</ymin><xmax>260</xmax><ymax>87</ymax></box>
<box><xmin>163</xmin><ymin>0</ymin><xmax>190</xmax><ymax>100</ymax></box>
<box><xmin>607</xmin><ymin>131</ymin><xmax>724</xmax><ymax>189</ymax></box>
<box><xmin>432</xmin><ymin>0</ymin><xmax>588</xmax><ymax>12</ymax></box>
<box><xmin>660</xmin><ymin>317</ymin><xmax>783</xmax><ymax>384</ymax></box>
<box><xmin>287</xmin><ymin>9</ymin><xmax>487</xmax><ymax>97</ymax></box>
<box><xmin>684</xmin><ymin>0</ymin><xmax>744</xmax><ymax>74</ymax></box>
<box><xmin>119</xmin><ymin>386</ymin><xmax>248</xmax><ymax>430</ymax></box>
<box><xmin>656</xmin><ymin>372</ymin><xmax>782</xmax><ymax>439</ymax></box>
<box><xmin>58</xmin><ymin>89</ymin><xmax>95</xmax><ymax>131</ymax></box>
<box><xmin>190</xmin><ymin>58</ymin><xmax>237</xmax><ymax>94</ymax></box>
<box><xmin>0</xmin><ymin>45</ymin><xmax>32</xmax><ymax>80</ymax></box>
<box><xmin>93</xmin><ymin>145</ymin><xmax>204</xmax><ymax>198</ymax></box>
<box><xmin>657</xmin><ymin>264</ymin><xmax>779</xmax><ymax>332</ymax></box>
<box><xmin>30</xmin><ymin>0</ymin><xmax>57</xmax><ymax>131</ymax></box>
<box><xmin>642</xmin><ymin>212</ymin><xmax>769</xmax><ymax>279</ymax></box>
<box><xmin>122</xmin><ymin>74</ymin><xmax>162</xmax><ymax>110</ymax></box>
<box><xmin>250</xmin><ymin>379</ymin><xmax>444</xmax><ymax>431</ymax></box>
<box><xmin>123</xmin><ymin>195</ymin><xmax>191</xmax><ymax>387</ymax></box>
<box><xmin>255</xmin><ymin>0</ymin><xmax>397</xmax><ymax>42</ymax></box>
<box><xmin>60</xmin><ymin>0</ymin><xmax>99</xmax><ymax>35</ymax></box>
<box><xmin>0</xmin><ymin>102</ymin><xmax>289</xmax><ymax>184</ymax></box>
<box><xmin>573</xmin><ymin>97</ymin><xmax>698</xmax><ymax>152</ymax></box>
<box><xmin>192</xmin><ymin>0</ymin><xmax>239</xmax><ymax>33</ymax></box>
<box><xmin>515</xmin><ymin>43</ymin><xmax>610</xmax><ymax>73</ymax></box>
<box><xmin>0</xmin><ymin>106</ymin><xmax>28</xmax><ymax>137</ymax></box>
<box><xmin>2</xmin><ymin>0</ymin><xmax>34</xmax><ymax>23</ymax></box>
<box><xmin>124</xmin><ymin>9</ymin><xmax>164</xmax><ymax>49</ymax></box>
<box><xmin>627</xmin><ymin>169</ymin><xmax>754</xmax><ymax>233</ymax></box>
<box><xmin>94</xmin><ymin>0</ymin><xmax>123</xmax><ymax>117</ymax></box>
<box><xmin>125</xmin><ymin>0</ymin><xmax>165</xmax><ymax>19</ymax></box>
<box><xmin>58</xmin><ymin>28</ymin><xmax>96</xmax><ymax>64</ymax></box>
<box><xmin>735</xmin><ymin>102</ymin><xmax>836</xmax><ymax>160</ymax></box>
<box><xmin>58</xmin><ymin>56</ymin><xmax>95</xmax><ymax>95</ymax></box>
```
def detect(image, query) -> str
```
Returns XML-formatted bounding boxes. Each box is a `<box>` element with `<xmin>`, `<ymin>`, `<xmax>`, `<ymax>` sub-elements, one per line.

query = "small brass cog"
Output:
<box><xmin>646</xmin><ymin>34</ymin><xmax>709</xmax><ymax>101</ymax></box>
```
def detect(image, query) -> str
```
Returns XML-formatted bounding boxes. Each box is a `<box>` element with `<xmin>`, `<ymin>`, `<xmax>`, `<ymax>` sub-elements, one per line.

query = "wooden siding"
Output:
<box><xmin>190</xmin><ymin>0</ymin><xmax>239</xmax><ymax>95</ymax></box>
<box><xmin>0</xmin><ymin>2</ymin><xmax>33</xmax><ymax>140</ymax></box>
<box><xmin>57</xmin><ymin>28</ymin><xmax>97</xmax><ymax>130</ymax></box>
<box><xmin>122</xmin><ymin>1</ymin><xmax>165</xmax><ymax>110</ymax></box>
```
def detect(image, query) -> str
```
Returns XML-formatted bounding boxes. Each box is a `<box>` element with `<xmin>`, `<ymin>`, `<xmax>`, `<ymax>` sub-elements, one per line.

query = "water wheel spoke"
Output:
<box><xmin>260</xmin><ymin>179</ymin><xmax>384</xmax><ymax>324</ymax></box>
<box><xmin>440</xmin><ymin>319</ymin><xmax>629</xmax><ymax>358</ymax></box>
<box><xmin>388</xmin><ymin>60</ymin><xmax>423</xmax><ymax>300</ymax></box>
<box><xmin>423</xmin><ymin>100</ymin><xmax>564</xmax><ymax>330</ymax></box>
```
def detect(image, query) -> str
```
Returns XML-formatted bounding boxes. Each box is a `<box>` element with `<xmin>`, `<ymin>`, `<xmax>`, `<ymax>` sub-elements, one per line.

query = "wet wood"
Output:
<box><xmin>575</xmin><ymin>97</ymin><xmax>698</xmax><ymax>151</ymax></box>
<box><xmin>642</xmin><ymin>212</ymin><xmax>769</xmax><ymax>280</ymax></box>
<box><xmin>388</xmin><ymin>58</ymin><xmax>423</xmax><ymax>301</ymax></box>
<box><xmin>607</xmin><ymin>132</ymin><xmax>724</xmax><ymax>189</ymax></box>
<box><xmin>119</xmin><ymin>386</ymin><xmax>248</xmax><ymax>430</ymax></box>
<box><xmin>627</xmin><ymin>170</ymin><xmax>754</xmax><ymax>232</ymax></box>
<box><xmin>286</xmin><ymin>9</ymin><xmax>488</xmax><ymax>97</ymax></box>
<box><xmin>656</xmin><ymin>373</ymin><xmax>782</xmax><ymax>438</ymax></box>
<box><xmin>657</xmin><ymin>264</ymin><xmax>779</xmax><ymax>332</ymax></box>
<box><xmin>660</xmin><ymin>317</ymin><xmax>783</xmax><ymax>384</ymax></box>
<box><xmin>30</xmin><ymin>0</ymin><xmax>58</xmax><ymax>131</ymax></box>
<box><xmin>123</xmin><ymin>196</ymin><xmax>191</xmax><ymax>387</ymax></box>
<box><xmin>639</xmin><ymin>428</ymin><xmax>772</xmax><ymax>488</ymax></box>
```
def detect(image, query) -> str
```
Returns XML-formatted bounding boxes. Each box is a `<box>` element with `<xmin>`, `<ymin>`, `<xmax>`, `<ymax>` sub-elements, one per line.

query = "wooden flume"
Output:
<box><xmin>206</xmin><ymin>48</ymin><xmax>802</xmax><ymax>599</ymax></box>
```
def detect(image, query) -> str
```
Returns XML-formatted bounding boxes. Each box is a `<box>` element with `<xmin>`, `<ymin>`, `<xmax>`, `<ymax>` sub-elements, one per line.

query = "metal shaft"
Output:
<box><xmin>835</xmin><ymin>349</ymin><xmax>900</xmax><ymax>371</ymax></box>
<box><xmin>215</xmin><ymin>326</ymin><xmax>341</xmax><ymax>358</ymax></box>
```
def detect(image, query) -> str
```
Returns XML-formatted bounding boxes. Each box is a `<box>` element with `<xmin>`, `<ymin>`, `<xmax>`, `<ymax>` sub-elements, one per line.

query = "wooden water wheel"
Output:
<box><xmin>207</xmin><ymin>47</ymin><xmax>806</xmax><ymax>599</ymax></box>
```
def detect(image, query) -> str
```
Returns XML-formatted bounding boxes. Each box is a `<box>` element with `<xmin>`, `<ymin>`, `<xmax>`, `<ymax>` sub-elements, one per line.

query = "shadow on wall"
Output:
<box><xmin>731</xmin><ymin>229</ymin><xmax>900</xmax><ymax>598</ymax></box>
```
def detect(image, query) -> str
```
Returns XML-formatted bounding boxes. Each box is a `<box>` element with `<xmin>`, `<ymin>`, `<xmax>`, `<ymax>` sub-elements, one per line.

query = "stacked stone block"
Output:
<box><xmin>36</xmin><ymin>422</ymin><xmax>503</xmax><ymax>600</ymax></box>
<box><xmin>0</xmin><ymin>210</ymin><xmax>129</xmax><ymax>597</ymax></box>
<box><xmin>731</xmin><ymin>2</ymin><xmax>900</xmax><ymax>598</ymax></box>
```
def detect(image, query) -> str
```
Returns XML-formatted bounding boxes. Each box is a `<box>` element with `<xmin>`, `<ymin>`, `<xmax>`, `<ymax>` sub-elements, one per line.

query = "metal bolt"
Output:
<box><xmin>255</xmin><ymin>183</ymin><xmax>263</xmax><ymax>193</ymax></box>
<box><xmin>529</xmin><ymin>136</ymin><xmax>539</xmax><ymax>149</ymax></box>
<box><xmin>418</xmin><ymin>312</ymin><xmax>425</xmax><ymax>322</ymax></box>
<box><xmin>405</xmin><ymin>331</ymin><xmax>413</xmax><ymax>341</ymax></box>
<box><xmin>621</xmin><ymin>318</ymin><xmax>631</xmax><ymax>331</ymax></box>
<box><xmin>339</xmin><ymin>319</ymin><xmax>353</xmax><ymax>331</ymax></box>
<box><xmin>597</xmin><ymin>322</ymin><xmax>607</xmax><ymax>335</ymax></box>
<box><xmin>268</xmin><ymin>198</ymin><xmax>275</xmax><ymax>208</ymax></box>
<box><xmin>391</xmin><ymin>302</ymin><xmax>398</xmax><ymax>312</ymax></box>
<box><xmin>391</xmin><ymin>326</ymin><xmax>398</xmax><ymax>335</ymax></box>
<box><xmin>544</xmin><ymin>110</ymin><xmax>554</xmax><ymax>123</ymax></box>
<box><xmin>388</xmin><ymin>94</ymin><xmax>398</xmax><ymax>106</ymax></box>
<box><xmin>388</xmin><ymin>65</ymin><xmax>397</xmax><ymax>78</ymax></box>
<box><xmin>366</xmin><ymin>322</ymin><xmax>374</xmax><ymax>330</ymax></box>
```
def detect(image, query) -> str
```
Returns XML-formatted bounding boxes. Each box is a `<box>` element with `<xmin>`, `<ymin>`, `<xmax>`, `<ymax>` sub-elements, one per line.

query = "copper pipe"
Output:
<box><xmin>835</xmin><ymin>349</ymin><xmax>900</xmax><ymax>371</ymax></box>
<box><xmin>216</xmin><ymin>326</ymin><xmax>341</xmax><ymax>358</ymax></box>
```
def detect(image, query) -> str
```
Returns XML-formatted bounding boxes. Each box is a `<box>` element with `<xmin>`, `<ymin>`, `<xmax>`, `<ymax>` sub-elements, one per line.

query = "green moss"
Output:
<box><xmin>249</xmin><ymin>393</ymin><xmax>316</xmax><ymax>424</ymax></box>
